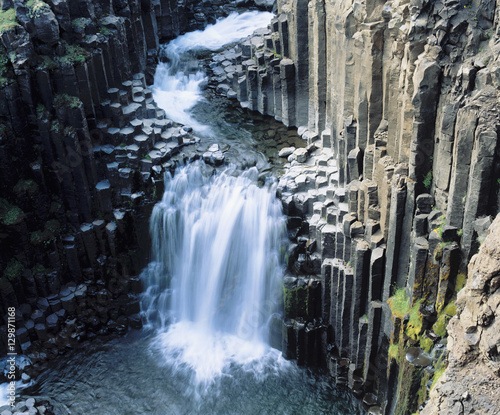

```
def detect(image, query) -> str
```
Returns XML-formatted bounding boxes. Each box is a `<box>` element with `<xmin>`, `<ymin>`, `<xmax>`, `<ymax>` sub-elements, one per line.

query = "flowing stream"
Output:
<box><xmin>20</xmin><ymin>10</ymin><xmax>359</xmax><ymax>414</ymax></box>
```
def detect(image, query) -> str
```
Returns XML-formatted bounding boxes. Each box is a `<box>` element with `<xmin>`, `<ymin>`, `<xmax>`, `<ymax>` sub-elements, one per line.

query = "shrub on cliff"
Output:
<box><xmin>0</xmin><ymin>8</ymin><xmax>18</xmax><ymax>33</ymax></box>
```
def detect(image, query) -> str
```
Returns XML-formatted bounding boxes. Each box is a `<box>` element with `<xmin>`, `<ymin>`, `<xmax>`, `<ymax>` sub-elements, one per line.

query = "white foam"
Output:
<box><xmin>152</xmin><ymin>11</ymin><xmax>274</xmax><ymax>133</ymax></box>
<box><xmin>166</xmin><ymin>11</ymin><xmax>274</xmax><ymax>55</ymax></box>
<box><xmin>142</xmin><ymin>162</ymin><xmax>288</xmax><ymax>389</ymax></box>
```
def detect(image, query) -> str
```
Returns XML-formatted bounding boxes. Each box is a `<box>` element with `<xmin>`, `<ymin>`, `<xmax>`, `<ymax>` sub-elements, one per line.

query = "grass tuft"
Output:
<box><xmin>0</xmin><ymin>8</ymin><xmax>18</xmax><ymax>33</ymax></box>
<box><xmin>388</xmin><ymin>287</ymin><xmax>410</xmax><ymax>319</ymax></box>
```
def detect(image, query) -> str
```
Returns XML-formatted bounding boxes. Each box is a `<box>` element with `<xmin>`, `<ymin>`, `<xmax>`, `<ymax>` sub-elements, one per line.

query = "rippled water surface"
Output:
<box><xmin>31</xmin><ymin>331</ymin><xmax>359</xmax><ymax>415</ymax></box>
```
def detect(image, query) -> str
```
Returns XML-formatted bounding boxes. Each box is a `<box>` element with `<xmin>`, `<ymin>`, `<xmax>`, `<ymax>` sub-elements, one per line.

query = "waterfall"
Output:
<box><xmin>141</xmin><ymin>8</ymin><xmax>289</xmax><ymax>391</ymax></box>
<box><xmin>141</xmin><ymin>162</ymin><xmax>287</xmax><ymax>385</ymax></box>
<box><xmin>152</xmin><ymin>11</ymin><xmax>274</xmax><ymax>131</ymax></box>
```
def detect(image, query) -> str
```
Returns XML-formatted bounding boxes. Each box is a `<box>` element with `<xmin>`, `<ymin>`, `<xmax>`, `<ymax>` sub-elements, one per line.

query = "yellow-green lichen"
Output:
<box><xmin>405</xmin><ymin>299</ymin><xmax>424</xmax><ymax>341</ymax></box>
<box><xmin>432</xmin><ymin>313</ymin><xmax>449</xmax><ymax>337</ymax></box>
<box><xmin>416</xmin><ymin>370</ymin><xmax>431</xmax><ymax>407</ymax></box>
<box><xmin>26</xmin><ymin>0</ymin><xmax>51</xmax><ymax>19</ymax></box>
<box><xmin>388</xmin><ymin>287</ymin><xmax>410</xmax><ymax>319</ymax></box>
<box><xmin>443</xmin><ymin>302</ymin><xmax>457</xmax><ymax>317</ymax></box>
<box><xmin>455</xmin><ymin>272</ymin><xmax>467</xmax><ymax>292</ymax></box>
<box><xmin>388</xmin><ymin>343</ymin><xmax>399</xmax><ymax>361</ymax></box>
<box><xmin>420</xmin><ymin>334</ymin><xmax>434</xmax><ymax>354</ymax></box>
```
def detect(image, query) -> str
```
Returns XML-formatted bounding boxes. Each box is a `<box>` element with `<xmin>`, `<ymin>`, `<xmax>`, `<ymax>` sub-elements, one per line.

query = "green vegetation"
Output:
<box><xmin>56</xmin><ymin>41</ymin><xmax>90</xmax><ymax>66</ymax></box>
<box><xmin>26</xmin><ymin>0</ymin><xmax>51</xmax><ymax>19</ymax></box>
<box><xmin>283</xmin><ymin>284</ymin><xmax>308</xmax><ymax>317</ymax></box>
<box><xmin>433</xmin><ymin>216</ymin><xmax>446</xmax><ymax>238</ymax></box>
<box><xmin>54</xmin><ymin>93</ymin><xmax>82</xmax><ymax>109</ymax></box>
<box><xmin>99</xmin><ymin>25</ymin><xmax>111</xmax><ymax>36</ymax></box>
<box><xmin>32</xmin><ymin>263</ymin><xmax>48</xmax><ymax>275</ymax></box>
<box><xmin>423</xmin><ymin>170</ymin><xmax>432</xmax><ymax>190</ymax></box>
<box><xmin>3</xmin><ymin>259</ymin><xmax>24</xmax><ymax>281</ymax></box>
<box><xmin>434</xmin><ymin>241</ymin><xmax>452</xmax><ymax>261</ymax></box>
<box><xmin>0</xmin><ymin>52</ymin><xmax>9</xmax><ymax>87</ymax></box>
<box><xmin>0</xmin><ymin>198</ymin><xmax>24</xmax><ymax>226</ymax></box>
<box><xmin>406</xmin><ymin>299</ymin><xmax>423</xmax><ymax>340</ymax></box>
<box><xmin>50</xmin><ymin>120</ymin><xmax>62</xmax><ymax>133</ymax></box>
<box><xmin>388</xmin><ymin>343</ymin><xmax>399</xmax><ymax>361</ymax></box>
<box><xmin>30</xmin><ymin>219</ymin><xmax>60</xmax><ymax>247</ymax></box>
<box><xmin>271</xmin><ymin>49</ymin><xmax>282</xmax><ymax>59</ymax></box>
<box><xmin>14</xmin><ymin>179</ymin><xmax>39</xmax><ymax>197</ymax></box>
<box><xmin>419</xmin><ymin>334</ymin><xmax>434</xmax><ymax>354</ymax></box>
<box><xmin>0</xmin><ymin>8</ymin><xmax>18</xmax><ymax>33</ymax></box>
<box><xmin>432</xmin><ymin>313</ymin><xmax>449</xmax><ymax>337</ymax></box>
<box><xmin>431</xmin><ymin>364</ymin><xmax>446</xmax><ymax>390</ymax></box>
<box><xmin>455</xmin><ymin>272</ymin><xmax>467</xmax><ymax>292</ymax></box>
<box><xmin>39</xmin><ymin>55</ymin><xmax>57</xmax><ymax>70</ymax></box>
<box><xmin>72</xmin><ymin>17</ymin><xmax>90</xmax><ymax>30</ymax></box>
<box><xmin>416</xmin><ymin>370</ymin><xmax>431</xmax><ymax>408</ymax></box>
<box><xmin>388</xmin><ymin>287</ymin><xmax>410</xmax><ymax>319</ymax></box>
<box><xmin>443</xmin><ymin>302</ymin><xmax>457</xmax><ymax>317</ymax></box>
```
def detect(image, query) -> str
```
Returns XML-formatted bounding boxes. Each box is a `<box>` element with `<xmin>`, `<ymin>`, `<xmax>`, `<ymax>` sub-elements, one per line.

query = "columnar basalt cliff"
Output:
<box><xmin>210</xmin><ymin>0</ymin><xmax>500</xmax><ymax>412</ymax></box>
<box><xmin>2</xmin><ymin>0</ymin><xmax>500</xmax><ymax>413</ymax></box>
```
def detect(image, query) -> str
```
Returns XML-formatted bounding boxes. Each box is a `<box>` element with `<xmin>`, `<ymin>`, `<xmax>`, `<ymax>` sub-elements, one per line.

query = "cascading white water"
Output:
<box><xmin>153</xmin><ymin>11</ymin><xmax>273</xmax><ymax>131</ymax></box>
<box><xmin>142</xmin><ymin>7</ymin><xmax>291</xmax><ymax>393</ymax></box>
<box><xmin>141</xmin><ymin>162</ymin><xmax>287</xmax><ymax>386</ymax></box>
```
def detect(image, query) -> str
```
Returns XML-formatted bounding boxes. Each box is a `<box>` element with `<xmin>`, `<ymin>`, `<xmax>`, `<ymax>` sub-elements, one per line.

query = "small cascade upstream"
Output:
<box><xmin>141</xmin><ymin>161</ymin><xmax>287</xmax><ymax>387</ymax></box>
<box><xmin>153</xmin><ymin>11</ymin><xmax>273</xmax><ymax>132</ymax></box>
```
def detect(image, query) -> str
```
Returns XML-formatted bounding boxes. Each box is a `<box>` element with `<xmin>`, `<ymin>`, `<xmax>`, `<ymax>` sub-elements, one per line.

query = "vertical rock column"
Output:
<box><xmin>308</xmin><ymin>0</ymin><xmax>327</xmax><ymax>135</ymax></box>
<box><xmin>280</xmin><ymin>59</ymin><xmax>296</xmax><ymax>127</ymax></box>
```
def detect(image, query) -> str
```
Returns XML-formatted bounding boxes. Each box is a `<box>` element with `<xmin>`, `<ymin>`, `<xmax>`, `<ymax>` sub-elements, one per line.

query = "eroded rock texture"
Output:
<box><xmin>422</xmin><ymin>214</ymin><xmax>500</xmax><ymax>414</ymax></box>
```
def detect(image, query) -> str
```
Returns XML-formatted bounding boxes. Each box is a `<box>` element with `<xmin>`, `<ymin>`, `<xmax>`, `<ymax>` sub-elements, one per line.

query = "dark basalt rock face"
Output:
<box><xmin>2</xmin><ymin>0</ymin><xmax>500</xmax><ymax>414</ymax></box>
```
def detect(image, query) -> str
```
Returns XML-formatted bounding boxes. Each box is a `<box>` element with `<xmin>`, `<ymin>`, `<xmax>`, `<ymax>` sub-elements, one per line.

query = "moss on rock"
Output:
<box><xmin>0</xmin><ymin>8</ymin><xmax>18</xmax><ymax>33</ymax></box>
<box><xmin>388</xmin><ymin>287</ymin><xmax>411</xmax><ymax>319</ymax></box>
<box><xmin>0</xmin><ymin>198</ymin><xmax>24</xmax><ymax>226</ymax></box>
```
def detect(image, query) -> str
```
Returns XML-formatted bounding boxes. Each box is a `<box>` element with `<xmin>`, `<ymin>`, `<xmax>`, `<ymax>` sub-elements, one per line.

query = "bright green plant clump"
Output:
<box><xmin>423</xmin><ymin>170</ymin><xmax>432</xmax><ymax>189</ymax></box>
<box><xmin>0</xmin><ymin>8</ymin><xmax>18</xmax><ymax>33</ymax></box>
<box><xmin>57</xmin><ymin>41</ymin><xmax>90</xmax><ymax>66</ymax></box>
<box><xmin>388</xmin><ymin>287</ymin><xmax>410</xmax><ymax>319</ymax></box>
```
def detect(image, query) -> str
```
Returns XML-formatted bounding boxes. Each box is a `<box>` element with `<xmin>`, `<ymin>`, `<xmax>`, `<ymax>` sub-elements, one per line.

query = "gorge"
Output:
<box><xmin>1</xmin><ymin>0</ymin><xmax>500</xmax><ymax>414</ymax></box>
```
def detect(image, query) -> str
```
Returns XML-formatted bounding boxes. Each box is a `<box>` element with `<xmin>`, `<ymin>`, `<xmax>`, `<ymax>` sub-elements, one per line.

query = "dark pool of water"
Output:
<box><xmin>25</xmin><ymin>330</ymin><xmax>360</xmax><ymax>415</ymax></box>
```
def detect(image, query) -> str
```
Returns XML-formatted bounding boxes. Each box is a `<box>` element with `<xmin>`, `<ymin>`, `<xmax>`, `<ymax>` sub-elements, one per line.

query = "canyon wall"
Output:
<box><xmin>1</xmin><ymin>0</ymin><xmax>500</xmax><ymax>413</ymax></box>
<box><xmin>216</xmin><ymin>0</ymin><xmax>500</xmax><ymax>412</ymax></box>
